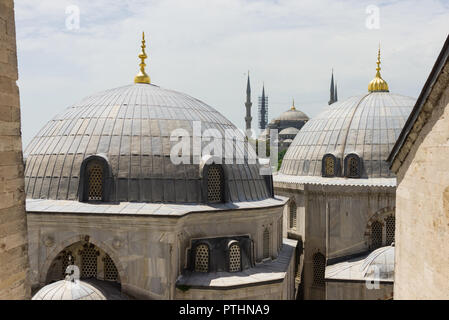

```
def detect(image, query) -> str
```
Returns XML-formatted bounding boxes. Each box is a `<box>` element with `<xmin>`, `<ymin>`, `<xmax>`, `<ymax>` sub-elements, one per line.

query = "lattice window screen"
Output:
<box><xmin>385</xmin><ymin>215</ymin><xmax>395</xmax><ymax>245</ymax></box>
<box><xmin>312</xmin><ymin>253</ymin><xmax>325</xmax><ymax>287</ymax></box>
<box><xmin>263</xmin><ymin>228</ymin><xmax>270</xmax><ymax>259</ymax></box>
<box><xmin>104</xmin><ymin>254</ymin><xmax>119</xmax><ymax>281</ymax></box>
<box><xmin>324</xmin><ymin>156</ymin><xmax>335</xmax><ymax>176</ymax></box>
<box><xmin>290</xmin><ymin>202</ymin><xmax>297</xmax><ymax>229</ymax></box>
<box><xmin>194</xmin><ymin>244</ymin><xmax>209</xmax><ymax>273</ymax></box>
<box><xmin>81</xmin><ymin>245</ymin><xmax>98</xmax><ymax>278</ymax></box>
<box><xmin>371</xmin><ymin>221</ymin><xmax>383</xmax><ymax>250</ymax></box>
<box><xmin>88</xmin><ymin>162</ymin><xmax>103</xmax><ymax>201</ymax></box>
<box><xmin>347</xmin><ymin>156</ymin><xmax>359</xmax><ymax>178</ymax></box>
<box><xmin>229</xmin><ymin>244</ymin><xmax>241</xmax><ymax>272</ymax></box>
<box><xmin>207</xmin><ymin>165</ymin><xmax>224</xmax><ymax>203</ymax></box>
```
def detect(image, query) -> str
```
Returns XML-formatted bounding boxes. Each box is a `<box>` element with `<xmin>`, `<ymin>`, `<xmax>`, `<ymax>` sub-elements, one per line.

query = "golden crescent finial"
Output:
<box><xmin>134</xmin><ymin>32</ymin><xmax>151</xmax><ymax>84</ymax></box>
<box><xmin>291</xmin><ymin>98</ymin><xmax>296</xmax><ymax>110</ymax></box>
<box><xmin>368</xmin><ymin>43</ymin><xmax>389</xmax><ymax>92</ymax></box>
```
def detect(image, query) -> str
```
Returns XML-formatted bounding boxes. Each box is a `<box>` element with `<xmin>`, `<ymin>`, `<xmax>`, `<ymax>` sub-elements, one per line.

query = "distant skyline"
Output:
<box><xmin>15</xmin><ymin>0</ymin><xmax>449</xmax><ymax>147</ymax></box>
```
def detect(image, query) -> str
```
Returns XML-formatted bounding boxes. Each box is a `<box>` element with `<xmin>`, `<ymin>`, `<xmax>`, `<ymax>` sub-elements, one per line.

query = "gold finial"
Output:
<box><xmin>368</xmin><ymin>44</ymin><xmax>389</xmax><ymax>92</ymax></box>
<box><xmin>291</xmin><ymin>98</ymin><xmax>296</xmax><ymax>110</ymax></box>
<box><xmin>134</xmin><ymin>32</ymin><xmax>151</xmax><ymax>84</ymax></box>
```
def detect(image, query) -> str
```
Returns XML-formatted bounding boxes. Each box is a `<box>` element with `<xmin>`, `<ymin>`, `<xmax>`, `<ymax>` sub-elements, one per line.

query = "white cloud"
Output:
<box><xmin>15</xmin><ymin>0</ymin><xmax>449</xmax><ymax>146</ymax></box>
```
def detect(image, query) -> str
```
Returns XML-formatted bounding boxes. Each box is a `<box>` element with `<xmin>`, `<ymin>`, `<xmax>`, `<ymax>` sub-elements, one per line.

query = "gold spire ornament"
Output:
<box><xmin>291</xmin><ymin>98</ymin><xmax>296</xmax><ymax>110</ymax></box>
<box><xmin>134</xmin><ymin>32</ymin><xmax>151</xmax><ymax>84</ymax></box>
<box><xmin>368</xmin><ymin>45</ymin><xmax>389</xmax><ymax>92</ymax></box>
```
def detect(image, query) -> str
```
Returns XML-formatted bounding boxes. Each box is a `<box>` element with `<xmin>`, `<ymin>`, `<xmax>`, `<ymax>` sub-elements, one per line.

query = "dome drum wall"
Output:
<box><xmin>24</xmin><ymin>84</ymin><xmax>271</xmax><ymax>204</ymax></box>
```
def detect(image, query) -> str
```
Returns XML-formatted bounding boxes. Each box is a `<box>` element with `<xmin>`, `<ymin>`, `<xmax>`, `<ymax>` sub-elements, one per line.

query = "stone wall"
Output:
<box><xmin>27</xmin><ymin>204</ymin><xmax>288</xmax><ymax>299</ymax></box>
<box><xmin>394</xmin><ymin>71</ymin><xmax>449</xmax><ymax>299</ymax></box>
<box><xmin>0</xmin><ymin>0</ymin><xmax>30</xmax><ymax>300</ymax></box>
<box><xmin>275</xmin><ymin>181</ymin><xmax>396</xmax><ymax>300</ymax></box>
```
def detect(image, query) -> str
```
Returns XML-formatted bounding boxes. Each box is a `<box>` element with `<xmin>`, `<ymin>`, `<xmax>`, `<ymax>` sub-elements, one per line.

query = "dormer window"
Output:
<box><xmin>228</xmin><ymin>242</ymin><xmax>242</xmax><ymax>272</ymax></box>
<box><xmin>344</xmin><ymin>154</ymin><xmax>361</xmax><ymax>178</ymax></box>
<box><xmin>322</xmin><ymin>154</ymin><xmax>338</xmax><ymax>177</ymax></box>
<box><xmin>194</xmin><ymin>244</ymin><xmax>210</xmax><ymax>273</ymax></box>
<box><xmin>80</xmin><ymin>156</ymin><xmax>110</xmax><ymax>203</ymax></box>
<box><xmin>87</xmin><ymin>161</ymin><xmax>104</xmax><ymax>201</ymax></box>
<box><xmin>207</xmin><ymin>164</ymin><xmax>224</xmax><ymax>203</ymax></box>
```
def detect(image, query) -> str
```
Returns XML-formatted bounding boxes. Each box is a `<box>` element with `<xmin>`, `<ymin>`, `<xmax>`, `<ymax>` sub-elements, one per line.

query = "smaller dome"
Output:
<box><xmin>32</xmin><ymin>278</ymin><xmax>106</xmax><ymax>300</ymax></box>
<box><xmin>279</xmin><ymin>127</ymin><xmax>299</xmax><ymax>136</ymax></box>
<box><xmin>275</xmin><ymin>109</ymin><xmax>309</xmax><ymax>122</ymax></box>
<box><xmin>282</xmin><ymin>139</ymin><xmax>293</xmax><ymax>144</ymax></box>
<box><xmin>360</xmin><ymin>245</ymin><xmax>394</xmax><ymax>280</ymax></box>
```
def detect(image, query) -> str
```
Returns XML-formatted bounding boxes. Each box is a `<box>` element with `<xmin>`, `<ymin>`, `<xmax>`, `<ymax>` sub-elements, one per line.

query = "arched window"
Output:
<box><xmin>207</xmin><ymin>164</ymin><xmax>224</xmax><ymax>203</ymax></box>
<box><xmin>385</xmin><ymin>215</ymin><xmax>395</xmax><ymax>245</ymax></box>
<box><xmin>290</xmin><ymin>201</ymin><xmax>297</xmax><ymax>229</ymax></box>
<box><xmin>229</xmin><ymin>243</ymin><xmax>241</xmax><ymax>272</ymax></box>
<box><xmin>345</xmin><ymin>154</ymin><xmax>361</xmax><ymax>178</ymax></box>
<box><xmin>263</xmin><ymin>228</ymin><xmax>270</xmax><ymax>259</ymax></box>
<box><xmin>81</xmin><ymin>243</ymin><xmax>98</xmax><ymax>278</ymax></box>
<box><xmin>86</xmin><ymin>160</ymin><xmax>104</xmax><ymax>201</ymax></box>
<box><xmin>194</xmin><ymin>244</ymin><xmax>210</xmax><ymax>273</ymax></box>
<box><xmin>371</xmin><ymin>221</ymin><xmax>383</xmax><ymax>250</ymax></box>
<box><xmin>312</xmin><ymin>252</ymin><xmax>326</xmax><ymax>287</ymax></box>
<box><xmin>104</xmin><ymin>254</ymin><xmax>119</xmax><ymax>282</ymax></box>
<box><xmin>322</xmin><ymin>154</ymin><xmax>337</xmax><ymax>177</ymax></box>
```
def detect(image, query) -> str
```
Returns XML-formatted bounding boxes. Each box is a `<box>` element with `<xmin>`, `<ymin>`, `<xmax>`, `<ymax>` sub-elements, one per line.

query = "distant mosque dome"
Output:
<box><xmin>279</xmin><ymin>49</ymin><xmax>416</xmax><ymax>179</ymax></box>
<box><xmin>274</xmin><ymin>107</ymin><xmax>309</xmax><ymax>122</ymax></box>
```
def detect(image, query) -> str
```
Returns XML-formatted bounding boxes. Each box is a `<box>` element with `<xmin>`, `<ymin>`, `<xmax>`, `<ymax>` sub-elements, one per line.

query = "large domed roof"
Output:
<box><xmin>279</xmin><ymin>92</ymin><xmax>415</xmax><ymax>178</ymax></box>
<box><xmin>24</xmin><ymin>83</ymin><xmax>270</xmax><ymax>203</ymax></box>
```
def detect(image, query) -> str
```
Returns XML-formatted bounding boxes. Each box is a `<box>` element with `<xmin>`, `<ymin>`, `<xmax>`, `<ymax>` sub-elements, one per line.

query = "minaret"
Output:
<box><xmin>245</xmin><ymin>72</ymin><xmax>252</xmax><ymax>133</ymax></box>
<box><xmin>328</xmin><ymin>69</ymin><xmax>336</xmax><ymax>105</ymax></box>
<box><xmin>259</xmin><ymin>84</ymin><xmax>268</xmax><ymax>130</ymax></box>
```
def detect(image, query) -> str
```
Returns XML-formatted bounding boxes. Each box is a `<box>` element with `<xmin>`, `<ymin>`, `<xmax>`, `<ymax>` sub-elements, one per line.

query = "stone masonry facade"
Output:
<box><xmin>0</xmin><ymin>0</ymin><xmax>30</xmax><ymax>300</ymax></box>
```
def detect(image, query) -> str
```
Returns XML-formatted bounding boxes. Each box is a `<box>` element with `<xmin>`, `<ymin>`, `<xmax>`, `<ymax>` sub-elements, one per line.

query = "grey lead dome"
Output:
<box><xmin>24</xmin><ymin>83</ymin><xmax>270</xmax><ymax>203</ymax></box>
<box><xmin>280</xmin><ymin>92</ymin><xmax>416</xmax><ymax>178</ymax></box>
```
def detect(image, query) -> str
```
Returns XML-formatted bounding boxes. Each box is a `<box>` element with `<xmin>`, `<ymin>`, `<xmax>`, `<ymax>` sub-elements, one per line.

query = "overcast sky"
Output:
<box><xmin>15</xmin><ymin>0</ymin><xmax>449</xmax><ymax>147</ymax></box>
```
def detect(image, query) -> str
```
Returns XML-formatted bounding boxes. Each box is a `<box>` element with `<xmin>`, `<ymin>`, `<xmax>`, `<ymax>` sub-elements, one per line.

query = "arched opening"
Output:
<box><xmin>194</xmin><ymin>244</ymin><xmax>210</xmax><ymax>273</ymax></box>
<box><xmin>312</xmin><ymin>252</ymin><xmax>325</xmax><ymax>287</ymax></box>
<box><xmin>322</xmin><ymin>154</ymin><xmax>338</xmax><ymax>177</ymax></box>
<box><xmin>206</xmin><ymin>164</ymin><xmax>225</xmax><ymax>203</ymax></box>
<box><xmin>46</xmin><ymin>241</ymin><xmax>120</xmax><ymax>285</ymax></box>
<box><xmin>79</xmin><ymin>156</ymin><xmax>111</xmax><ymax>203</ymax></box>
<box><xmin>228</xmin><ymin>243</ymin><xmax>242</xmax><ymax>272</ymax></box>
<box><xmin>344</xmin><ymin>154</ymin><xmax>361</xmax><ymax>178</ymax></box>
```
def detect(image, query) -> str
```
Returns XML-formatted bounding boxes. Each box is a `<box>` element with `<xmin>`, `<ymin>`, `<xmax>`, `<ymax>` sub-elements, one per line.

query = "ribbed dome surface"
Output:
<box><xmin>32</xmin><ymin>279</ymin><xmax>106</xmax><ymax>300</ymax></box>
<box><xmin>280</xmin><ymin>92</ymin><xmax>415</xmax><ymax>178</ymax></box>
<box><xmin>24</xmin><ymin>84</ymin><xmax>269</xmax><ymax>203</ymax></box>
